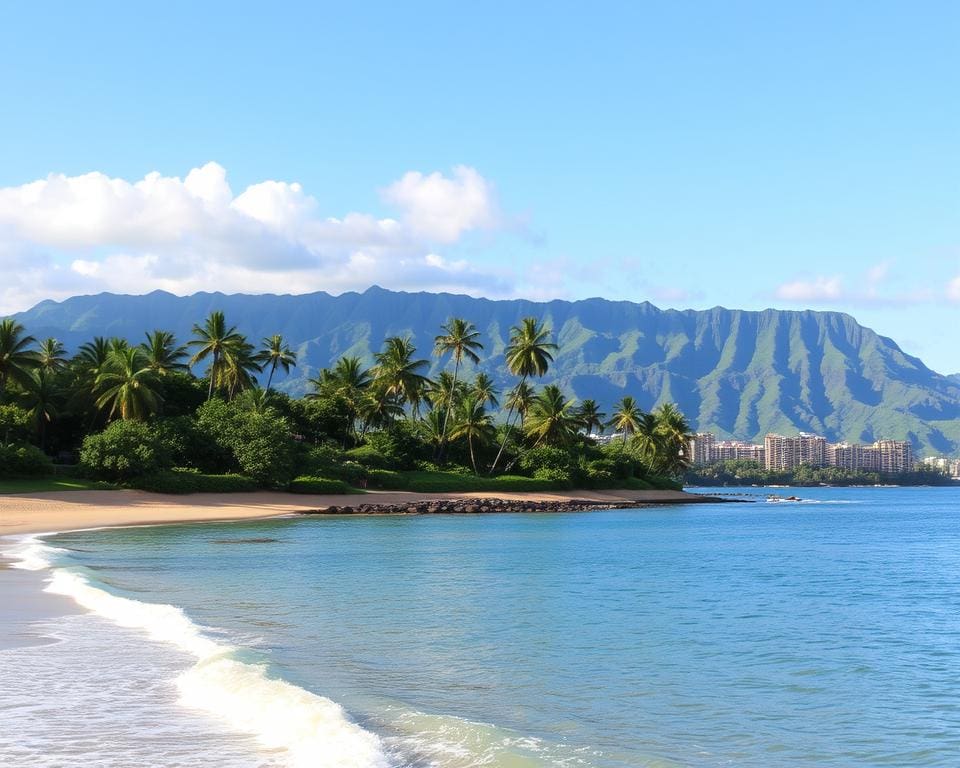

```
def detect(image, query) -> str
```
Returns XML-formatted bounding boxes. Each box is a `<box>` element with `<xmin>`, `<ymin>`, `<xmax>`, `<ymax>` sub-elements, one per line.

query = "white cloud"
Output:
<box><xmin>947</xmin><ymin>275</ymin><xmax>960</xmax><ymax>302</ymax></box>
<box><xmin>0</xmin><ymin>162</ymin><xmax>512</xmax><ymax>314</ymax></box>
<box><xmin>381</xmin><ymin>165</ymin><xmax>499</xmax><ymax>243</ymax></box>
<box><xmin>774</xmin><ymin>276</ymin><xmax>844</xmax><ymax>302</ymax></box>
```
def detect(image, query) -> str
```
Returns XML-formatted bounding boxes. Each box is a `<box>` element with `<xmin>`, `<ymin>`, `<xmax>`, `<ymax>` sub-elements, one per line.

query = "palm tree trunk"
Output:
<box><xmin>207</xmin><ymin>350</ymin><xmax>218</xmax><ymax>400</ymax></box>
<box><xmin>438</xmin><ymin>356</ymin><xmax>461</xmax><ymax>462</ymax></box>
<box><xmin>266</xmin><ymin>360</ymin><xmax>277</xmax><ymax>392</ymax></box>
<box><xmin>489</xmin><ymin>374</ymin><xmax>526</xmax><ymax>475</ymax></box>
<box><xmin>468</xmin><ymin>434</ymin><xmax>477</xmax><ymax>474</ymax></box>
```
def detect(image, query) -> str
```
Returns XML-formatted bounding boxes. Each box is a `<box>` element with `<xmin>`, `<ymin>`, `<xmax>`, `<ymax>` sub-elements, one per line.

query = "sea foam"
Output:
<box><xmin>4</xmin><ymin>534</ymin><xmax>389</xmax><ymax>768</ymax></box>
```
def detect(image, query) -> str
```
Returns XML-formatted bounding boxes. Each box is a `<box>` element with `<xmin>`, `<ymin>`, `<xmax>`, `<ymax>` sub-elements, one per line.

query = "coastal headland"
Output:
<box><xmin>0</xmin><ymin>488</ymin><xmax>724</xmax><ymax>536</ymax></box>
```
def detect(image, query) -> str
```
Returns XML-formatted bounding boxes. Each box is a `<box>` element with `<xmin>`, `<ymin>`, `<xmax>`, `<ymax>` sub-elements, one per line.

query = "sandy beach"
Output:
<box><xmin>0</xmin><ymin>488</ymin><xmax>711</xmax><ymax>537</ymax></box>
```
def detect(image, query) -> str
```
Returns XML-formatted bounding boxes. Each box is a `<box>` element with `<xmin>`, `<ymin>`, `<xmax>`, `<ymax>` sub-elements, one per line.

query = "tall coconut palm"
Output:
<box><xmin>21</xmin><ymin>369</ymin><xmax>60</xmax><ymax>451</ymax></box>
<box><xmin>608</xmin><ymin>396</ymin><xmax>643</xmax><ymax>444</ymax></box>
<box><xmin>372</xmin><ymin>336</ymin><xmax>431</xmax><ymax>418</ymax></box>
<box><xmin>470</xmin><ymin>372</ymin><xmax>500</xmax><ymax>409</ymax></box>
<box><xmin>426</xmin><ymin>370</ymin><xmax>464</xmax><ymax>412</ymax></box>
<box><xmin>37</xmin><ymin>338</ymin><xmax>68</xmax><ymax>374</ymax></box>
<box><xmin>653</xmin><ymin>402</ymin><xmax>693</xmax><ymax>475</ymax></box>
<box><xmin>490</xmin><ymin>317</ymin><xmax>557</xmax><ymax>473</ymax></box>
<box><xmin>632</xmin><ymin>412</ymin><xmax>661</xmax><ymax>466</ymax></box>
<box><xmin>220</xmin><ymin>339</ymin><xmax>262</xmax><ymax>400</ymax></box>
<box><xmin>418</xmin><ymin>408</ymin><xmax>448</xmax><ymax>455</ymax></box>
<box><xmin>505</xmin><ymin>381</ymin><xmax>535</xmax><ymax>429</ymax></box>
<box><xmin>310</xmin><ymin>356</ymin><xmax>373</xmax><ymax>441</ymax></box>
<box><xmin>524</xmin><ymin>384</ymin><xmax>580</xmax><ymax>448</ymax></box>
<box><xmin>449</xmin><ymin>395</ymin><xmax>495</xmax><ymax>474</ymax></box>
<box><xmin>76</xmin><ymin>337</ymin><xmax>114</xmax><ymax>378</ymax></box>
<box><xmin>188</xmin><ymin>311</ymin><xmax>247</xmax><ymax>399</ymax></box>
<box><xmin>257</xmin><ymin>334</ymin><xmax>297</xmax><ymax>391</ymax></box>
<box><xmin>140</xmin><ymin>331</ymin><xmax>188</xmax><ymax>375</ymax></box>
<box><xmin>434</xmin><ymin>318</ymin><xmax>483</xmax><ymax>452</ymax></box>
<box><xmin>577</xmin><ymin>399</ymin><xmax>606</xmax><ymax>436</ymax></box>
<box><xmin>358</xmin><ymin>389</ymin><xmax>404</xmax><ymax>435</ymax></box>
<box><xmin>0</xmin><ymin>318</ymin><xmax>38</xmax><ymax>398</ymax></box>
<box><xmin>95</xmin><ymin>347</ymin><xmax>163</xmax><ymax>421</ymax></box>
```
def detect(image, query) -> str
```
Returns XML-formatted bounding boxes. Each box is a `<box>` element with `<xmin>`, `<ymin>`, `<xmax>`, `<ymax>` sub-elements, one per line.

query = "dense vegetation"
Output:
<box><xmin>15</xmin><ymin>287</ymin><xmax>960</xmax><ymax>455</ymax></box>
<box><xmin>685</xmin><ymin>459</ymin><xmax>955</xmax><ymax>487</ymax></box>
<box><xmin>0</xmin><ymin>314</ymin><xmax>692</xmax><ymax>494</ymax></box>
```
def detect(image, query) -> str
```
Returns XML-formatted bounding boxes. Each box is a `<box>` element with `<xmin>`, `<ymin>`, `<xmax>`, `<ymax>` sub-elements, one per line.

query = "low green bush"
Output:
<box><xmin>288</xmin><ymin>476</ymin><xmax>354</xmax><ymax>494</ymax></box>
<box><xmin>0</xmin><ymin>442</ymin><xmax>54</xmax><ymax>478</ymax></box>
<box><xmin>365</xmin><ymin>468</ymin><xmax>409</xmax><ymax>489</ymax></box>
<box><xmin>79</xmin><ymin>421</ymin><xmax>167</xmax><ymax>482</ymax></box>
<box><xmin>134</xmin><ymin>470</ymin><xmax>257</xmax><ymax>494</ymax></box>
<box><xmin>400</xmin><ymin>471</ymin><xmax>569</xmax><ymax>493</ymax></box>
<box><xmin>345</xmin><ymin>445</ymin><xmax>395</xmax><ymax>469</ymax></box>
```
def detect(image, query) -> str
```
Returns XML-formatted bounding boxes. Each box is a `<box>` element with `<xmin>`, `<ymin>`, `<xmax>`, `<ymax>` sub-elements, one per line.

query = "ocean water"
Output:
<box><xmin>3</xmin><ymin>486</ymin><xmax>960</xmax><ymax>767</ymax></box>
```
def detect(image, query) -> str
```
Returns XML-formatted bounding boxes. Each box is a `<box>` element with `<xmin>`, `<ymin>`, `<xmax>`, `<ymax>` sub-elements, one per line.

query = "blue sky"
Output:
<box><xmin>0</xmin><ymin>2</ymin><xmax>957</xmax><ymax>372</ymax></box>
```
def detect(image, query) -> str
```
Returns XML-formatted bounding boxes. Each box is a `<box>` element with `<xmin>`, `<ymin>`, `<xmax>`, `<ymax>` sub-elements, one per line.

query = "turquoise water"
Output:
<box><xmin>5</xmin><ymin>486</ymin><xmax>960</xmax><ymax>766</ymax></box>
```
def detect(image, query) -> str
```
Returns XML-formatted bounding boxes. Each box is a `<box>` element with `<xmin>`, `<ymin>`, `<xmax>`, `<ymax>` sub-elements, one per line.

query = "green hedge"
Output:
<box><xmin>134</xmin><ymin>470</ymin><xmax>258</xmax><ymax>494</ymax></box>
<box><xmin>399</xmin><ymin>471</ymin><xmax>569</xmax><ymax>493</ymax></box>
<box><xmin>365</xmin><ymin>468</ymin><xmax>410</xmax><ymax>489</ymax></box>
<box><xmin>0</xmin><ymin>443</ymin><xmax>54</xmax><ymax>478</ymax></box>
<box><xmin>288</xmin><ymin>476</ymin><xmax>356</xmax><ymax>494</ymax></box>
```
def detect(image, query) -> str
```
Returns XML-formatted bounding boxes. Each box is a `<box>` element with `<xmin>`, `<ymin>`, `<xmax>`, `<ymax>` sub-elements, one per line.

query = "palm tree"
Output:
<box><xmin>418</xmin><ymin>408</ymin><xmax>447</xmax><ymax>455</ymax></box>
<box><xmin>426</xmin><ymin>370</ymin><xmax>464</xmax><ymax>413</ymax></box>
<box><xmin>140</xmin><ymin>331</ymin><xmax>188</xmax><ymax>375</ymax></box>
<box><xmin>470</xmin><ymin>372</ymin><xmax>500</xmax><ymax>409</ymax></box>
<box><xmin>21</xmin><ymin>369</ymin><xmax>60</xmax><ymax>451</ymax></box>
<box><xmin>37</xmin><ymin>338</ymin><xmax>68</xmax><ymax>374</ymax></box>
<box><xmin>505</xmin><ymin>381</ymin><xmax>535</xmax><ymax>430</ymax></box>
<box><xmin>653</xmin><ymin>402</ymin><xmax>693</xmax><ymax>475</ymax></box>
<box><xmin>220</xmin><ymin>339</ymin><xmax>262</xmax><ymax>400</ymax></box>
<box><xmin>310</xmin><ymin>356</ymin><xmax>373</xmax><ymax>441</ymax></box>
<box><xmin>0</xmin><ymin>318</ymin><xmax>38</xmax><ymax>398</ymax></box>
<box><xmin>608</xmin><ymin>396</ymin><xmax>643</xmax><ymax>443</ymax></box>
<box><xmin>358</xmin><ymin>389</ymin><xmax>405</xmax><ymax>435</ymax></box>
<box><xmin>524</xmin><ymin>384</ymin><xmax>580</xmax><ymax>448</ymax></box>
<box><xmin>434</xmin><ymin>318</ymin><xmax>483</xmax><ymax>453</ymax></box>
<box><xmin>76</xmin><ymin>337</ymin><xmax>114</xmax><ymax>378</ymax></box>
<box><xmin>449</xmin><ymin>395</ymin><xmax>495</xmax><ymax>474</ymax></box>
<box><xmin>633</xmin><ymin>411</ymin><xmax>661</xmax><ymax>466</ymax></box>
<box><xmin>188</xmin><ymin>311</ymin><xmax>247</xmax><ymax>399</ymax></box>
<box><xmin>490</xmin><ymin>317</ymin><xmax>557</xmax><ymax>473</ymax></box>
<box><xmin>577</xmin><ymin>399</ymin><xmax>606</xmax><ymax>436</ymax></box>
<box><xmin>95</xmin><ymin>347</ymin><xmax>163</xmax><ymax>420</ymax></box>
<box><xmin>372</xmin><ymin>336</ymin><xmax>431</xmax><ymax>418</ymax></box>
<box><xmin>257</xmin><ymin>334</ymin><xmax>297</xmax><ymax>391</ymax></box>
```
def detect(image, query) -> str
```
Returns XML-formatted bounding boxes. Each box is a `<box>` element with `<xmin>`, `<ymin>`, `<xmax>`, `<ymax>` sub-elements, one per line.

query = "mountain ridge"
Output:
<box><xmin>12</xmin><ymin>287</ymin><xmax>960</xmax><ymax>455</ymax></box>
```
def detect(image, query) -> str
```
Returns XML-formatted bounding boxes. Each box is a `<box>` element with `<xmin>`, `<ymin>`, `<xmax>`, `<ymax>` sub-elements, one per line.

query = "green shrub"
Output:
<box><xmin>133</xmin><ymin>470</ymin><xmax>257</xmax><ymax>494</ymax></box>
<box><xmin>399</xmin><ymin>471</ymin><xmax>569</xmax><ymax>493</ymax></box>
<box><xmin>0</xmin><ymin>442</ymin><xmax>54</xmax><ymax>478</ymax></box>
<box><xmin>345</xmin><ymin>445</ymin><xmax>395</xmax><ymax>469</ymax></box>
<box><xmin>288</xmin><ymin>476</ymin><xmax>354</xmax><ymax>494</ymax></box>
<box><xmin>516</xmin><ymin>445</ymin><xmax>574</xmax><ymax>477</ymax></box>
<box><xmin>532</xmin><ymin>467</ymin><xmax>574</xmax><ymax>487</ymax></box>
<box><xmin>365</xmin><ymin>422</ymin><xmax>426</xmax><ymax>469</ymax></box>
<box><xmin>621</xmin><ymin>476</ymin><xmax>654</xmax><ymax>490</ymax></box>
<box><xmin>195</xmin><ymin>399</ymin><xmax>298</xmax><ymax>486</ymax></box>
<box><xmin>79</xmin><ymin>421</ymin><xmax>168</xmax><ymax>482</ymax></box>
<box><xmin>365</xmin><ymin>468</ymin><xmax>409</xmax><ymax>489</ymax></box>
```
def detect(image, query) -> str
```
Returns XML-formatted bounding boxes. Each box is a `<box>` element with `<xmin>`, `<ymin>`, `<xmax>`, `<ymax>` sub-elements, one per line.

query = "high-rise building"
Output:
<box><xmin>874</xmin><ymin>440</ymin><xmax>914</xmax><ymax>473</ymax></box>
<box><xmin>686</xmin><ymin>433</ymin><xmax>716</xmax><ymax>466</ymax></box>
<box><xmin>765</xmin><ymin>433</ymin><xmax>827</xmax><ymax>470</ymax></box>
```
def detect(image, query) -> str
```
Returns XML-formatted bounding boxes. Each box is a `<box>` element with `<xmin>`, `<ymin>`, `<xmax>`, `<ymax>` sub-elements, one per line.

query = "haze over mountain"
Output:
<box><xmin>13</xmin><ymin>287</ymin><xmax>960</xmax><ymax>456</ymax></box>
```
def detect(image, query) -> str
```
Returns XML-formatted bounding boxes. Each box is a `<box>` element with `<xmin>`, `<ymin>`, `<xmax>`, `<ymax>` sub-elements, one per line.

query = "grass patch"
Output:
<box><xmin>0</xmin><ymin>477</ymin><xmax>117</xmax><ymax>494</ymax></box>
<box><xmin>366</xmin><ymin>470</ymin><xmax>570</xmax><ymax>493</ymax></box>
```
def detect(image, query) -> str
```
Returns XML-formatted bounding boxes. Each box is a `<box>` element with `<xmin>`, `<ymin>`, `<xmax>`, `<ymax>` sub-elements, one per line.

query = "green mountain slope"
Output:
<box><xmin>13</xmin><ymin>286</ymin><xmax>960</xmax><ymax>455</ymax></box>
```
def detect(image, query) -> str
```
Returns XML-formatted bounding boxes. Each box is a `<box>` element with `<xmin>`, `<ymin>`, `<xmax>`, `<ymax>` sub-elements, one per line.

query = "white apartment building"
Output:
<box><xmin>764</xmin><ymin>433</ymin><xmax>827</xmax><ymax>471</ymax></box>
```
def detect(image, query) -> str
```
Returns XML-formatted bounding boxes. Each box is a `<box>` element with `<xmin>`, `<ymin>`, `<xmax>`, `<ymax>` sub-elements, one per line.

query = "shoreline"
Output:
<box><xmin>0</xmin><ymin>487</ymin><xmax>725</xmax><ymax>537</ymax></box>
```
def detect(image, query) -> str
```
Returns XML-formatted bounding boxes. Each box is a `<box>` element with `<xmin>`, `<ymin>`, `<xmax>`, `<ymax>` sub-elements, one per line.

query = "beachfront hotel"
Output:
<box><xmin>688</xmin><ymin>432</ymin><xmax>916</xmax><ymax>473</ymax></box>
